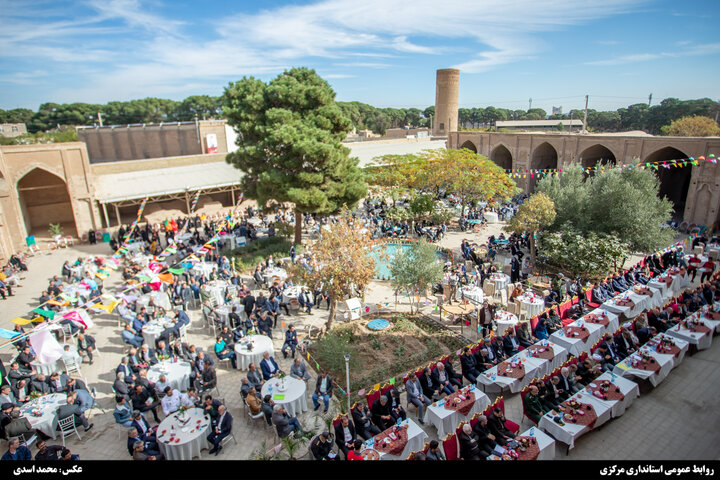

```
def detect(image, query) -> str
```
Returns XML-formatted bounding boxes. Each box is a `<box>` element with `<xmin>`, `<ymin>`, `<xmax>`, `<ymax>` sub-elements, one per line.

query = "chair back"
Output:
<box><xmin>442</xmin><ymin>433</ymin><xmax>459</xmax><ymax>461</ymax></box>
<box><xmin>58</xmin><ymin>415</ymin><xmax>77</xmax><ymax>435</ymax></box>
<box><xmin>365</xmin><ymin>388</ymin><xmax>381</xmax><ymax>408</ymax></box>
<box><xmin>499</xmin><ymin>289</ymin><xmax>508</xmax><ymax>306</ymax></box>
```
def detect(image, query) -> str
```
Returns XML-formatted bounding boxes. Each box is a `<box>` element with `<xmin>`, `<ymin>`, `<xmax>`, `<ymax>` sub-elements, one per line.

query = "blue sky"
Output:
<box><xmin>1</xmin><ymin>0</ymin><xmax>719</xmax><ymax>113</ymax></box>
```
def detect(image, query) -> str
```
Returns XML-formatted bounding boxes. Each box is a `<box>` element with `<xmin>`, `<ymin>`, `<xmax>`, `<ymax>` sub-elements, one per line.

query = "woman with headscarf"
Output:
<box><xmin>534</xmin><ymin>317</ymin><xmax>549</xmax><ymax>340</ymax></box>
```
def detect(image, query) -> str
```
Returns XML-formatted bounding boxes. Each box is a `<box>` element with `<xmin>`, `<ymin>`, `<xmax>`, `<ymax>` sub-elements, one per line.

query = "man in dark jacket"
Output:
<box><xmin>334</xmin><ymin>416</ymin><xmax>356</xmax><ymax>459</ymax></box>
<box><xmin>370</xmin><ymin>395</ymin><xmax>393</xmax><ymax>430</ymax></box>
<box><xmin>460</xmin><ymin>348</ymin><xmax>481</xmax><ymax>384</ymax></box>
<box><xmin>487</xmin><ymin>407</ymin><xmax>516</xmax><ymax>446</ymax></box>
<box><xmin>310</xmin><ymin>432</ymin><xmax>337</xmax><ymax>460</ymax></box>
<box><xmin>351</xmin><ymin>403</ymin><xmax>381</xmax><ymax>440</ymax></box>
<box><xmin>471</xmin><ymin>415</ymin><xmax>497</xmax><ymax>457</ymax></box>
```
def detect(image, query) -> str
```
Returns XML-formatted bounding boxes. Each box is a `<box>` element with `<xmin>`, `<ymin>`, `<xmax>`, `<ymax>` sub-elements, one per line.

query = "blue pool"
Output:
<box><xmin>370</xmin><ymin>242</ymin><xmax>446</xmax><ymax>279</ymax></box>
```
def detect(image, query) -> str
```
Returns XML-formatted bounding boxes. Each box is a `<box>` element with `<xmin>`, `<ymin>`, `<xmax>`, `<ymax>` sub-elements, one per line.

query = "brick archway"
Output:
<box><xmin>645</xmin><ymin>146</ymin><xmax>691</xmax><ymax>217</ymax></box>
<box><xmin>17</xmin><ymin>168</ymin><xmax>76</xmax><ymax>237</ymax></box>
<box><xmin>460</xmin><ymin>140</ymin><xmax>477</xmax><ymax>153</ymax></box>
<box><xmin>529</xmin><ymin>142</ymin><xmax>558</xmax><ymax>192</ymax></box>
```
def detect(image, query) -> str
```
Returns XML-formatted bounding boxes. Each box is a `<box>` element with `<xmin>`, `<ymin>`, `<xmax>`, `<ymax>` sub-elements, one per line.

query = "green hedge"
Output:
<box><xmin>225</xmin><ymin>237</ymin><xmax>300</xmax><ymax>274</ymax></box>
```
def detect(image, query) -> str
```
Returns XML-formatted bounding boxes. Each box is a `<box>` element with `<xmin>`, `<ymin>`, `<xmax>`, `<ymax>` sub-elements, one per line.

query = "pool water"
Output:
<box><xmin>370</xmin><ymin>242</ymin><xmax>445</xmax><ymax>279</ymax></box>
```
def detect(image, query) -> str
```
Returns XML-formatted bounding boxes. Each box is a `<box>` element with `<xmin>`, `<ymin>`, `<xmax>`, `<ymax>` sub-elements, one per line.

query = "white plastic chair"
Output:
<box><xmin>18</xmin><ymin>432</ymin><xmax>37</xmax><ymax>448</ymax></box>
<box><xmin>57</xmin><ymin>415</ymin><xmax>82</xmax><ymax>446</ymax></box>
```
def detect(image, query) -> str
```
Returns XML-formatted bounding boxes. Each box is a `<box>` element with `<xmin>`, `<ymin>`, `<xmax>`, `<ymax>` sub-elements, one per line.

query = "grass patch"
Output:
<box><xmin>225</xmin><ymin>237</ymin><xmax>300</xmax><ymax>274</ymax></box>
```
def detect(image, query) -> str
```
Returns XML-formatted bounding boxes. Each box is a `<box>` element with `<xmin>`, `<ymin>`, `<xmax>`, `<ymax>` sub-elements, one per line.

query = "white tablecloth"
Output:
<box><xmin>612</xmin><ymin>344</ymin><xmax>675</xmax><ymax>387</ymax></box>
<box><xmin>281</xmin><ymin>285</ymin><xmax>305</xmax><ymax>304</ymax></box>
<box><xmin>148</xmin><ymin>360</ymin><xmax>192</xmax><ymax>392</ymax></box>
<box><xmin>538</xmin><ymin>388</ymin><xmax>613</xmax><ymax>450</ymax></box>
<box><xmin>516</xmin><ymin>426</ymin><xmax>556</xmax><ymax>460</ymax></box>
<box><xmin>32</xmin><ymin>346</ymin><xmax>81</xmax><ymax>376</ymax></box>
<box><xmin>459</xmin><ymin>285</ymin><xmax>484</xmax><ymax>304</ymax></box>
<box><xmin>157</xmin><ymin>408</ymin><xmax>211</xmax><ymax>460</ymax></box>
<box><xmin>426</xmin><ymin>386</ymin><xmax>490</xmax><ymax>438</ymax></box>
<box><xmin>263</xmin><ymin>267</ymin><xmax>287</xmax><ymax>286</ymax></box>
<box><xmin>494</xmin><ymin>310</ymin><xmax>519</xmax><ymax>336</ymax></box>
<box><xmin>192</xmin><ymin>262</ymin><xmax>216</xmax><ymax>277</ymax></box>
<box><xmin>20</xmin><ymin>393</ymin><xmax>66</xmax><ymax>439</ymax></box>
<box><xmin>137</xmin><ymin>291</ymin><xmax>172</xmax><ymax>311</ymax></box>
<box><xmin>205</xmin><ymin>282</ymin><xmax>227</xmax><ymax>306</ymax></box>
<box><xmin>586</xmin><ymin>372</ymin><xmax>640</xmax><ymax>418</ymax></box>
<box><xmin>477</xmin><ymin>352</ymin><xmax>547</xmax><ymax>394</ymax></box>
<box><xmin>516</xmin><ymin>293</ymin><xmax>545</xmax><ymax>319</ymax></box>
<box><xmin>362</xmin><ymin>418</ymin><xmax>428</xmax><ymax>460</ymax></box>
<box><xmin>632</xmin><ymin>286</ymin><xmax>665</xmax><ymax>311</ymax></box>
<box><xmin>483</xmin><ymin>212</ymin><xmax>499</xmax><ymax>224</ymax></box>
<box><xmin>489</xmin><ymin>273</ymin><xmax>511</xmax><ymax>292</ymax></box>
<box><xmin>549</xmin><ymin>317</ymin><xmax>606</xmax><ymax>357</ymax></box>
<box><xmin>261</xmin><ymin>377</ymin><xmax>307</xmax><ymax>418</ymax></box>
<box><xmin>142</xmin><ymin>318</ymin><xmax>172</xmax><ymax>347</ymax></box>
<box><xmin>644</xmin><ymin>333</ymin><xmax>690</xmax><ymax>369</ymax></box>
<box><xmin>647</xmin><ymin>280</ymin><xmax>671</xmax><ymax>301</ymax></box>
<box><xmin>235</xmin><ymin>335</ymin><xmax>275</xmax><ymax>370</ymax></box>
<box><xmin>663</xmin><ymin>322</ymin><xmax>713</xmax><ymax>351</ymax></box>
<box><xmin>602</xmin><ymin>291</ymin><xmax>648</xmax><ymax>319</ymax></box>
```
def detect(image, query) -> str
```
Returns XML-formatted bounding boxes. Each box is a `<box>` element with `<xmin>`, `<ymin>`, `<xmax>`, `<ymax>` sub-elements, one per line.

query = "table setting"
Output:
<box><xmin>426</xmin><ymin>384</ymin><xmax>490</xmax><ymax>438</ymax></box>
<box><xmin>602</xmin><ymin>291</ymin><xmax>647</xmax><ymax>319</ymax></box>
<box><xmin>550</xmin><ymin>317</ymin><xmax>605</xmax><ymax>357</ymax></box>
<box><xmin>263</xmin><ymin>267</ymin><xmax>288</xmax><ymax>286</ymax></box>
<box><xmin>488</xmin><ymin>273</ymin><xmax>511</xmax><ymax>292</ymax></box>
<box><xmin>156</xmin><ymin>407</ymin><xmax>211</xmax><ymax>460</ymax></box>
<box><xmin>644</xmin><ymin>333</ymin><xmax>689</xmax><ymax>368</ymax></box>
<box><xmin>493</xmin><ymin>310</ymin><xmax>519</xmax><ymax>336</ymax></box>
<box><xmin>459</xmin><ymin>285</ymin><xmax>484</xmax><ymax>303</ymax></box>
<box><xmin>612</xmin><ymin>343</ymin><xmax>675</xmax><ymax>387</ymax></box>
<box><xmin>148</xmin><ymin>359</ymin><xmax>192</xmax><ymax>392</ymax></box>
<box><xmin>234</xmin><ymin>334</ymin><xmax>274</xmax><ymax>370</ymax></box>
<box><xmin>260</xmin><ymin>375</ymin><xmax>308</xmax><ymax>418</ymax></box>
<box><xmin>476</xmin><ymin>348</ymin><xmax>548</xmax><ymax>394</ymax></box>
<box><xmin>516</xmin><ymin>292</ymin><xmax>545</xmax><ymax>319</ymax></box>
<box><xmin>538</xmin><ymin>388</ymin><xmax>613</xmax><ymax>450</ymax></box>
<box><xmin>142</xmin><ymin>316</ymin><xmax>174</xmax><ymax>347</ymax></box>
<box><xmin>361</xmin><ymin>418</ymin><xmax>427</xmax><ymax>460</ymax></box>
<box><xmin>486</xmin><ymin>427</ymin><xmax>556</xmax><ymax>461</ymax></box>
<box><xmin>19</xmin><ymin>393</ymin><xmax>67</xmax><ymax>439</ymax></box>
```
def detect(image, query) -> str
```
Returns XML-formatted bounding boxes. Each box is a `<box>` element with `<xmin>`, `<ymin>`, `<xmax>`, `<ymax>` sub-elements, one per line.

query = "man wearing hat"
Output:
<box><xmin>310</xmin><ymin>431</ymin><xmax>337</xmax><ymax>460</ymax></box>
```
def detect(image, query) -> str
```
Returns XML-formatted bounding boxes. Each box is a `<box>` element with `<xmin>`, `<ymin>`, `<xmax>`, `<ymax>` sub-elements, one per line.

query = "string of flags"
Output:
<box><xmin>504</xmin><ymin>154</ymin><xmax>717</xmax><ymax>179</ymax></box>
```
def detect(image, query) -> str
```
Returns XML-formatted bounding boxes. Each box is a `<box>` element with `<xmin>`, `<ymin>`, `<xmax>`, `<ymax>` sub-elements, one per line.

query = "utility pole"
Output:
<box><xmin>97</xmin><ymin>112</ymin><xmax>103</xmax><ymax>127</ymax></box>
<box><xmin>583</xmin><ymin>95</ymin><xmax>589</xmax><ymax>133</ymax></box>
<box><xmin>528</xmin><ymin>98</ymin><xmax>532</xmax><ymax>111</ymax></box>
<box><xmin>648</xmin><ymin>93</ymin><xmax>653</xmax><ymax>106</ymax></box>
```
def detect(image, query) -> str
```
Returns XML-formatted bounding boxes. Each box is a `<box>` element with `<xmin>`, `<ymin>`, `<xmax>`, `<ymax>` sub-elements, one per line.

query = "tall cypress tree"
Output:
<box><xmin>223</xmin><ymin>67</ymin><xmax>367</xmax><ymax>244</ymax></box>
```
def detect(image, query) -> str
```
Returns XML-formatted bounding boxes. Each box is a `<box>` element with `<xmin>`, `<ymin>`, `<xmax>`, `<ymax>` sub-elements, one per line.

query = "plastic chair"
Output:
<box><xmin>57</xmin><ymin>415</ymin><xmax>82</xmax><ymax>446</ymax></box>
<box><xmin>18</xmin><ymin>432</ymin><xmax>37</xmax><ymax>448</ymax></box>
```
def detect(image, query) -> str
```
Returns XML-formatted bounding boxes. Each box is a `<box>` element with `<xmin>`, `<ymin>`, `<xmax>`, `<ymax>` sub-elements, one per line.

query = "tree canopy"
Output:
<box><xmin>223</xmin><ymin>67</ymin><xmax>367</xmax><ymax>244</ymax></box>
<box><xmin>661</xmin><ymin>115</ymin><xmax>720</xmax><ymax>137</ymax></box>
<box><xmin>505</xmin><ymin>192</ymin><xmax>556</xmax><ymax>262</ymax></box>
<box><xmin>537</xmin><ymin>163</ymin><xmax>674</xmax><ymax>252</ymax></box>
<box><xmin>389</xmin><ymin>240</ymin><xmax>444</xmax><ymax>314</ymax></box>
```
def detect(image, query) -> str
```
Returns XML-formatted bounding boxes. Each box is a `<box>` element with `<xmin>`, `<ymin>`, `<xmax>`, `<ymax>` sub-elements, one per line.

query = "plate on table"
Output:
<box><xmin>361</xmin><ymin>448</ymin><xmax>380</xmax><ymax>461</ymax></box>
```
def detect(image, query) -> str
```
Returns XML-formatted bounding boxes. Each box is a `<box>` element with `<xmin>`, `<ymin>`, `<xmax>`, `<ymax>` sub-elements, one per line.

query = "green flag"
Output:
<box><xmin>32</xmin><ymin>308</ymin><xmax>55</xmax><ymax>320</ymax></box>
<box><xmin>168</xmin><ymin>267</ymin><xmax>186</xmax><ymax>275</ymax></box>
<box><xmin>389</xmin><ymin>377</ymin><xmax>396</xmax><ymax>385</ymax></box>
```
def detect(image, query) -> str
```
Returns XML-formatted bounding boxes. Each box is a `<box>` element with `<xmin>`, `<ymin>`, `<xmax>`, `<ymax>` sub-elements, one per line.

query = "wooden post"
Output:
<box><xmin>101</xmin><ymin>203</ymin><xmax>110</xmax><ymax>229</ymax></box>
<box><xmin>114</xmin><ymin>204</ymin><xmax>122</xmax><ymax>226</ymax></box>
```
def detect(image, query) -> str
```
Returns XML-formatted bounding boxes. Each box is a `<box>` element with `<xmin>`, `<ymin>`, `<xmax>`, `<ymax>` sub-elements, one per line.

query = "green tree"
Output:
<box><xmin>505</xmin><ymin>192</ymin><xmax>557</xmax><ymax>263</ymax></box>
<box><xmin>389</xmin><ymin>240</ymin><xmax>444</xmax><ymax>314</ymax></box>
<box><xmin>661</xmin><ymin>115</ymin><xmax>720</xmax><ymax>137</ymax></box>
<box><xmin>539</xmin><ymin>229</ymin><xmax>629</xmax><ymax>280</ymax></box>
<box><xmin>537</xmin><ymin>163</ymin><xmax>673</xmax><ymax>253</ymax></box>
<box><xmin>174</xmin><ymin>95</ymin><xmax>221</xmax><ymax>121</ymax></box>
<box><xmin>223</xmin><ymin>67</ymin><xmax>367</xmax><ymax>245</ymax></box>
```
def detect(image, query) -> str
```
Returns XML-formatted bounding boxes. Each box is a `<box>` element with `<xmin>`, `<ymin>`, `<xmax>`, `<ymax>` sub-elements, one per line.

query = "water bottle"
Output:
<box><xmin>529</xmin><ymin>427</ymin><xmax>535</xmax><ymax>436</ymax></box>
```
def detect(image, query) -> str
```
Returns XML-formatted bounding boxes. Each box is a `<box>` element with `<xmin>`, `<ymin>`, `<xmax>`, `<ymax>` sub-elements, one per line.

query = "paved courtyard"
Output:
<box><xmin>1</xmin><ymin>226</ymin><xmax>719</xmax><ymax>461</ymax></box>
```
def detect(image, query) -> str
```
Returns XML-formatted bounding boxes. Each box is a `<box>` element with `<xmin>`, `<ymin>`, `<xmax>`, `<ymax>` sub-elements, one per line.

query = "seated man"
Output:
<box><xmin>207</xmin><ymin>405</ymin><xmax>232</xmax><ymax>455</ymax></box>
<box><xmin>290</xmin><ymin>358</ymin><xmax>311</xmax><ymax>382</ymax></box>
<box><xmin>522</xmin><ymin>385</ymin><xmax>547</xmax><ymax>424</ymax></box>
<box><xmin>312</xmin><ymin>371</ymin><xmax>333</xmax><ymax>413</ymax></box>
<box><xmin>405</xmin><ymin>373</ymin><xmax>431</xmax><ymax>425</ymax></box>
<box><xmin>516</xmin><ymin>323</ymin><xmax>536</xmax><ymax>348</ymax></box>
<box><xmin>458</xmin><ymin>423</ymin><xmax>484</xmax><ymax>461</ymax></box>
<box><xmin>255</xmin><ymin>312</ymin><xmax>273</xmax><ymax>338</ymax></box>
<box><xmin>334</xmin><ymin>416</ymin><xmax>357</xmax><ymax>459</ymax></box>
<box><xmin>471</xmin><ymin>415</ymin><xmax>498</xmax><ymax>458</ymax></box>
<box><xmin>160</xmin><ymin>387</ymin><xmax>182</xmax><ymax>417</ymax></box>
<box><xmin>1</xmin><ymin>437</ymin><xmax>31</xmax><ymax>461</ymax></box>
<box><xmin>370</xmin><ymin>395</ymin><xmax>394</xmax><ymax>431</ymax></box>
<box><xmin>349</xmin><ymin>400</ymin><xmax>378</xmax><ymax>439</ymax></box>
<box><xmin>310</xmin><ymin>432</ymin><xmax>338</xmax><ymax>461</ymax></box>
<box><xmin>114</xmin><ymin>396</ymin><xmax>134</xmax><ymax>427</ymax></box>
<box><xmin>297</xmin><ymin>288</ymin><xmax>314</xmax><ymax>314</ymax></box>
<box><xmin>460</xmin><ymin>347</ymin><xmax>481</xmax><ymax>384</ymax></box>
<box><xmin>487</xmin><ymin>407</ymin><xmax>516</xmax><ymax>446</ymax></box>
<box><xmin>386</xmin><ymin>388</ymin><xmax>407</xmax><ymax>423</ymax></box>
<box><xmin>56</xmin><ymin>392</ymin><xmax>94</xmax><ymax>432</ymax></box>
<box><xmin>419</xmin><ymin>367</ymin><xmax>441</xmax><ymax>400</ymax></box>
<box><xmin>130</xmin><ymin>385</ymin><xmax>161</xmax><ymax>423</ymax></box>
<box><xmin>431</xmin><ymin>362</ymin><xmax>456</xmax><ymax>396</ymax></box>
<box><xmin>127</xmin><ymin>427</ymin><xmax>161</xmax><ymax>459</ymax></box>
<box><xmin>260</xmin><ymin>352</ymin><xmax>283</xmax><ymax>381</ymax></box>
<box><xmin>502</xmin><ymin>329</ymin><xmax>521</xmax><ymax>357</ymax></box>
<box><xmin>245</xmin><ymin>387</ymin><xmax>263</xmax><ymax>414</ymax></box>
<box><xmin>4</xmin><ymin>410</ymin><xmax>35</xmax><ymax>440</ymax></box>
<box><xmin>214</xmin><ymin>336</ymin><xmax>237</xmax><ymax>369</ymax></box>
<box><xmin>281</xmin><ymin>325</ymin><xmax>298</xmax><ymax>359</ymax></box>
<box><xmin>271</xmin><ymin>404</ymin><xmax>303</xmax><ymax>438</ymax></box>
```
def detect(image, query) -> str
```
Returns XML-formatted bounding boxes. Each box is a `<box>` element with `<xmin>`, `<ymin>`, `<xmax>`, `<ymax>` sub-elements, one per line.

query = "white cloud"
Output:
<box><xmin>324</xmin><ymin>74</ymin><xmax>356</xmax><ymax>79</ymax></box>
<box><xmin>586</xmin><ymin>43</ymin><xmax>720</xmax><ymax>66</ymax></box>
<box><xmin>585</xmin><ymin>53</ymin><xmax>662</xmax><ymax>66</ymax></box>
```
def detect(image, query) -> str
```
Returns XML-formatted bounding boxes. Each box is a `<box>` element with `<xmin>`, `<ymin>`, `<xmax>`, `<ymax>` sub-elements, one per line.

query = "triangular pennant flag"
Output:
<box><xmin>47</xmin><ymin>299</ymin><xmax>69</xmax><ymax>307</ymax></box>
<box><xmin>306</xmin><ymin>353</ymin><xmax>310</xmax><ymax>360</ymax></box>
<box><xmin>31</xmin><ymin>316</ymin><xmax>45</xmax><ymax>323</ymax></box>
<box><xmin>12</xmin><ymin>317</ymin><xmax>32</xmax><ymax>325</ymax></box>
<box><xmin>388</xmin><ymin>377</ymin><xmax>396</xmax><ymax>385</ymax></box>
<box><xmin>157</xmin><ymin>273</ymin><xmax>174</xmax><ymax>284</ymax></box>
<box><xmin>32</xmin><ymin>308</ymin><xmax>55</xmax><ymax>320</ymax></box>
<box><xmin>168</xmin><ymin>267</ymin><xmax>185</xmax><ymax>275</ymax></box>
<box><xmin>373</xmin><ymin>383</ymin><xmax>380</xmax><ymax>391</ymax></box>
<box><xmin>315</xmin><ymin>362</ymin><xmax>320</xmax><ymax>370</ymax></box>
<box><xmin>0</xmin><ymin>328</ymin><xmax>19</xmax><ymax>339</ymax></box>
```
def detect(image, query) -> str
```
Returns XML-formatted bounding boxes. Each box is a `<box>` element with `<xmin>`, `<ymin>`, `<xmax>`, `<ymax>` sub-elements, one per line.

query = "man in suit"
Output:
<box><xmin>487</xmin><ymin>407</ymin><xmax>515</xmax><ymax>446</ymax></box>
<box><xmin>30</xmin><ymin>374</ymin><xmax>50</xmax><ymax>395</ymax></box>
<box><xmin>127</xmin><ymin>426</ymin><xmax>161</xmax><ymax>459</ymax></box>
<box><xmin>290</xmin><ymin>358</ymin><xmax>311</xmax><ymax>382</ymax></box>
<box><xmin>7</xmin><ymin>363</ymin><xmax>32</xmax><ymax>386</ymax></box>
<box><xmin>4</xmin><ymin>410</ymin><xmax>35</xmax><ymax>440</ymax></box>
<box><xmin>130</xmin><ymin>385</ymin><xmax>161</xmax><ymax>423</ymax></box>
<box><xmin>207</xmin><ymin>405</ymin><xmax>232</xmax><ymax>455</ymax></box>
<box><xmin>241</xmin><ymin>293</ymin><xmax>256</xmax><ymax>318</ymax></box>
<box><xmin>247</xmin><ymin>363</ymin><xmax>264</xmax><ymax>390</ymax></box>
<box><xmin>458</xmin><ymin>423</ymin><xmax>484</xmax><ymax>461</ymax></box>
<box><xmin>272</xmin><ymin>404</ymin><xmax>303</xmax><ymax>438</ymax></box>
<box><xmin>17</xmin><ymin>346</ymin><xmax>35</xmax><ymax>372</ymax></box>
<box><xmin>334</xmin><ymin>416</ymin><xmax>357</xmax><ymax>459</ymax></box>
<box><xmin>522</xmin><ymin>385</ymin><xmax>547</xmax><ymax>424</ymax></box>
<box><xmin>419</xmin><ymin>367</ymin><xmax>440</xmax><ymax>400</ymax></box>
<box><xmin>478</xmin><ymin>300</ymin><xmax>496</xmax><ymax>337</ymax></box>
<box><xmin>471</xmin><ymin>415</ymin><xmax>498</xmax><ymax>458</ymax></box>
<box><xmin>312</xmin><ymin>370</ymin><xmax>333</xmax><ymax>413</ymax></box>
<box><xmin>46</xmin><ymin>373</ymin><xmax>65</xmax><ymax>394</ymax></box>
<box><xmin>281</xmin><ymin>325</ymin><xmax>298</xmax><ymax>359</ymax></box>
<box><xmin>255</xmin><ymin>312</ymin><xmax>273</xmax><ymax>338</ymax></box>
<box><xmin>405</xmin><ymin>373</ymin><xmax>431</xmax><ymax>425</ymax></box>
<box><xmin>297</xmin><ymin>288</ymin><xmax>314</xmax><ymax>314</ymax></box>
<box><xmin>460</xmin><ymin>347</ymin><xmax>481</xmax><ymax>384</ymax></box>
<box><xmin>56</xmin><ymin>392</ymin><xmax>93</xmax><ymax>432</ymax></box>
<box><xmin>196</xmin><ymin>361</ymin><xmax>217</xmax><ymax>394</ymax></box>
<box><xmin>616</xmin><ymin>328</ymin><xmax>638</xmax><ymax>358</ymax></box>
<box><xmin>431</xmin><ymin>362</ymin><xmax>456</xmax><ymax>395</ymax></box>
<box><xmin>351</xmin><ymin>402</ymin><xmax>380</xmax><ymax>440</ymax></box>
<box><xmin>557</xmin><ymin>367</ymin><xmax>578</xmax><ymax>397</ymax></box>
<box><xmin>202</xmin><ymin>395</ymin><xmax>223</xmax><ymax>420</ymax></box>
<box><xmin>502</xmin><ymin>330</ymin><xmax>521</xmax><ymax>357</ymax></box>
<box><xmin>76</xmin><ymin>333</ymin><xmax>96</xmax><ymax>365</ymax></box>
<box><xmin>426</xmin><ymin>440</ymin><xmax>446</xmax><ymax>461</ymax></box>
<box><xmin>591</xmin><ymin>283</ymin><xmax>608</xmax><ymax>304</ymax></box>
<box><xmin>260</xmin><ymin>352</ymin><xmax>282</xmax><ymax>380</ymax></box>
<box><xmin>0</xmin><ymin>387</ymin><xmax>16</xmax><ymax>408</ymax></box>
<box><xmin>370</xmin><ymin>395</ymin><xmax>394</xmax><ymax>430</ymax></box>
<box><xmin>542</xmin><ymin>376</ymin><xmax>564</xmax><ymax>410</ymax></box>
<box><xmin>139</xmin><ymin>345</ymin><xmax>158</xmax><ymax>366</ymax></box>
<box><xmin>11</xmin><ymin>379</ymin><xmax>29</xmax><ymax>404</ymax></box>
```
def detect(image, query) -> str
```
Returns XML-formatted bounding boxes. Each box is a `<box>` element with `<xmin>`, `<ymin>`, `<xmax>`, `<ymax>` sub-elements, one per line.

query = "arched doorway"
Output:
<box><xmin>580</xmin><ymin>144</ymin><xmax>616</xmax><ymax>170</ymax></box>
<box><xmin>460</xmin><ymin>140</ymin><xmax>477</xmax><ymax>153</ymax></box>
<box><xmin>529</xmin><ymin>142</ymin><xmax>558</xmax><ymax>192</ymax></box>
<box><xmin>17</xmin><ymin>168</ymin><xmax>76</xmax><ymax>237</ymax></box>
<box><xmin>490</xmin><ymin>144</ymin><xmax>512</xmax><ymax>171</ymax></box>
<box><xmin>644</xmin><ymin>147</ymin><xmax>692</xmax><ymax>218</ymax></box>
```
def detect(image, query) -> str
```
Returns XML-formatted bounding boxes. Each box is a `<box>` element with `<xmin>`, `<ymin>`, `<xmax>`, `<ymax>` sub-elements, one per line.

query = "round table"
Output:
<box><xmin>459</xmin><ymin>285</ymin><xmax>483</xmax><ymax>303</ymax></box>
<box><xmin>261</xmin><ymin>376</ymin><xmax>308</xmax><ymax>418</ymax></box>
<box><xmin>205</xmin><ymin>283</ymin><xmax>226</xmax><ymax>305</ymax></box>
<box><xmin>483</xmin><ymin>211</ymin><xmax>499</xmax><ymax>223</ymax></box>
<box><xmin>488</xmin><ymin>273</ymin><xmax>511</xmax><ymax>292</ymax></box>
<box><xmin>494</xmin><ymin>310</ymin><xmax>520</xmax><ymax>336</ymax></box>
<box><xmin>192</xmin><ymin>262</ymin><xmax>216</xmax><ymax>277</ymax></box>
<box><xmin>142</xmin><ymin>318</ymin><xmax>173</xmax><ymax>347</ymax></box>
<box><xmin>281</xmin><ymin>285</ymin><xmax>306</xmax><ymax>304</ymax></box>
<box><xmin>234</xmin><ymin>335</ymin><xmax>275</xmax><ymax>370</ymax></box>
<box><xmin>156</xmin><ymin>408</ymin><xmax>211</xmax><ymax>460</ymax></box>
<box><xmin>32</xmin><ymin>346</ymin><xmax>82</xmax><ymax>376</ymax></box>
<box><xmin>137</xmin><ymin>292</ymin><xmax>172</xmax><ymax>311</ymax></box>
<box><xmin>148</xmin><ymin>360</ymin><xmax>192</xmax><ymax>392</ymax></box>
<box><xmin>19</xmin><ymin>393</ymin><xmax>66</xmax><ymax>439</ymax></box>
<box><xmin>263</xmin><ymin>268</ymin><xmax>287</xmax><ymax>286</ymax></box>
<box><xmin>516</xmin><ymin>293</ymin><xmax>545</xmax><ymax>318</ymax></box>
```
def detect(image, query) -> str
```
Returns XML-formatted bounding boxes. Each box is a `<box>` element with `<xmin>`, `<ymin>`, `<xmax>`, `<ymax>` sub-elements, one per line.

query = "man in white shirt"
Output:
<box><xmin>161</xmin><ymin>387</ymin><xmax>181</xmax><ymax>416</ymax></box>
<box><xmin>155</xmin><ymin>375</ymin><xmax>170</xmax><ymax>394</ymax></box>
<box><xmin>180</xmin><ymin>388</ymin><xmax>200</xmax><ymax>408</ymax></box>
